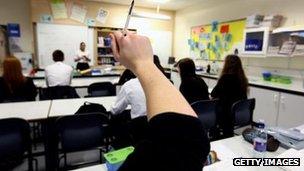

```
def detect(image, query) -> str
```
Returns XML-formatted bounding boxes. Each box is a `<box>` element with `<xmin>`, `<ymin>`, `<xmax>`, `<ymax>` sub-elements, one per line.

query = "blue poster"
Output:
<box><xmin>7</xmin><ymin>23</ymin><xmax>20</xmax><ymax>37</ymax></box>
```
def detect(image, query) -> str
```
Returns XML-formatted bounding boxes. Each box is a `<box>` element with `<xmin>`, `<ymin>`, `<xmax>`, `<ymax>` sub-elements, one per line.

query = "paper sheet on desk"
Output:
<box><xmin>211</xmin><ymin>143</ymin><xmax>238</xmax><ymax>160</ymax></box>
<box><xmin>204</xmin><ymin>160</ymin><xmax>251</xmax><ymax>171</ymax></box>
<box><xmin>276</xmin><ymin>148</ymin><xmax>304</xmax><ymax>171</ymax></box>
<box><xmin>293</xmin><ymin>124</ymin><xmax>304</xmax><ymax>134</ymax></box>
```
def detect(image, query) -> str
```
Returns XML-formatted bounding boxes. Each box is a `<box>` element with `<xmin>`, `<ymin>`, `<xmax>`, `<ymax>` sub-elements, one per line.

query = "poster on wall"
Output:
<box><xmin>86</xmin><ymin>18</ymin><xmax>96</xmax><ymax>26</ymax></box>
<box><xmin>70</xmin><ymin>2</ymin><xmax>88</xmax><ymax>23</ymax></box>
<box><xmin>50</xmin><ymin>0</ymin><xmax>68</xmax><ymax>19</ymax></box>
<box><xmin>189</xmin><ymin>19</ymin><xmax>246</xmax><ymax>60</ymax></box>
<box><xmin>7</xmin><ymin>23</ymin><xmax>22</xmax><ymax>53</ymax></box>
<box><xmin>40</xmin><ymin>14</ymin><xmax>53</xmax><ymax>23</ymax></box>
<box><xmin>96</xmin><ymin>8</ymin><xmax>109</xmax><ymax>24</ymax></box>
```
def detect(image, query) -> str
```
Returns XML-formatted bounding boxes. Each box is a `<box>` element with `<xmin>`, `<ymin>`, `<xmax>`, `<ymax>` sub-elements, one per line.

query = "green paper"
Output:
<box><xmin>104</xmin><ymin>146</ymin><xmax>134</xmax><ymax>164</ymax></box>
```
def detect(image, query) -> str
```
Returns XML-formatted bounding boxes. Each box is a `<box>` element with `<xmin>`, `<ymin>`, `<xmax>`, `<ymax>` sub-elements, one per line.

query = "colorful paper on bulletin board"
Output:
<box><xmin>96</xmin><ymin>8</ymin><xmax>109</xmax><ymax>24</ymax></box>
<box><xmin>220</xmin><ymin>25</ymin><xmax>229</xmax><ymax>33</ymax></box>
<box><xmin>70</xmin><ymin>2</ymin><xmax>88</xmax><ymax>23</ymax></box>
<box><xmin>40</xmin><ymin>14</ymin><xmax>53</xmax><ymax>23</ymax></box>
<box><xmin>50</xmin><ymin>0</ymin><xmax>68</xmax><ymax>19</ymax></box>
<box><xmin>190</xmin><ymin>19</ymin><xmax>246</xmax><ymax>60</ymax></box>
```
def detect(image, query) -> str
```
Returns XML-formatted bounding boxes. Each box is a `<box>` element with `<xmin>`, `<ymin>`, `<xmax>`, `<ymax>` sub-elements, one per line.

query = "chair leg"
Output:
<box><xmin>99</xmin><ymin>149</ymin><xmax>103</xmax><ymax>164</ymax></box>
<box><xmin>64</xmin><ymin>153</ymin><xmax>67</xmax><ymax>169</ymax></box>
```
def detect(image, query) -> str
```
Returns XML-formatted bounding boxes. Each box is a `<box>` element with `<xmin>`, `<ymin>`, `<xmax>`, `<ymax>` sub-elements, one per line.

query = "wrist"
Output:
<box><xmin>133</xmin><ymin>61</ymin><xmax>155</xmax><ymax>76</ymax></box>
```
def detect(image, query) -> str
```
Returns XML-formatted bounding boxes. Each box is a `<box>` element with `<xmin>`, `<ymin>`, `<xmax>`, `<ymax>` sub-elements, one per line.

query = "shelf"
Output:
<box><xmin>97</xmin><ymin>46</ymin><xmax>111</xmax><ymax>48</ymax></box>
<box><xmin>98</xmin><ymin>54</ymin><xmax>114</xmax><ymax>57</ymax></box>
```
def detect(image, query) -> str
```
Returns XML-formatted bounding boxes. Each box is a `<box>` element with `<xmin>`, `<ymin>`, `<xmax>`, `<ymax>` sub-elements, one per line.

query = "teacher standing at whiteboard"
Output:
<box><xmin>74</xmin><ymin>42</ymin><xmax>91</xmax><ymax>71</ymax></box>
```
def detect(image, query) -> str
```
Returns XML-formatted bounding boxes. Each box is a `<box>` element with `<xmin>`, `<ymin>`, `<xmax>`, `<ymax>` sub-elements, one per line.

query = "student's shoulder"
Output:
<box><xmin>124</xmin><ymin>78</ymin><xmax>139</xmax><ymax>86</ymax></box>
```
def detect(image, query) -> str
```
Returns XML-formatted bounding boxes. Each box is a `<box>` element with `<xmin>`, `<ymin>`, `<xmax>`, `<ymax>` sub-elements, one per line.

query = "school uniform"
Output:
<box><xmin>75</xmin><ymin>50</ymin><xmax>90</xmax><ymax>71</ymax></box>
<box><xmin>45</xmin><ymin>62</ymin><xmax>73</xmax><ymax>87</ymax></box>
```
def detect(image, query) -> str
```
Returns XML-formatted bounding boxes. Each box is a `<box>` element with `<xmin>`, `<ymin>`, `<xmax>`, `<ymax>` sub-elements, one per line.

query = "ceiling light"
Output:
<box><xmin>150</xmin><ymin>0</ymin><xmax>170</xmax><ymax>3</ymax></box>
<box><xmin>132</xmin><ymin>12</ymin><xmax>171</xmax><ymax>20</ymax></box>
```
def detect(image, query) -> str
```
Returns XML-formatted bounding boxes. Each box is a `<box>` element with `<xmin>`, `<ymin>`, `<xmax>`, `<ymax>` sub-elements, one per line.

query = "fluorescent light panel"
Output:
<box><xmin>132</xmin><ymin>12</ymin><xmax>171</xmax><ymax>20</ymax></box>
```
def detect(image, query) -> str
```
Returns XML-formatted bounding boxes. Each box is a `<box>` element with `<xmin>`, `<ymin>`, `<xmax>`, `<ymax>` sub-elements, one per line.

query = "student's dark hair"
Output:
<box><xmin>118</xmin><ymin>69</ymin><xmax>136</xmax><ymax>85</ymax></box>
<box><xmin>178</xmin><ymin>58</ymin><xmax>196</xmax><ymax>81</ymax></box>
<box><xmin>52</xmin><ymin>50</ymin><xmax>64</xmax><ymax>62</ymax></box>
<box><xmin>221</xmin><ymin>54</ymin><xmax>248</xmax><ymax>93</ymax></box>
<box><xmin>80</xmin><ymin>42</ymin><xmax>85</xmax><ymax>47</ymax></box>
<box><xmin>153</xmin><ymin>55</ymin><xmax>165</xmax><ymax>75</ymax></box>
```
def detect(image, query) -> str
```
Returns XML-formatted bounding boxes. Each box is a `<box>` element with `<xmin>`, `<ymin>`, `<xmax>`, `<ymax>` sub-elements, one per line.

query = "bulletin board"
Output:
<box><xmin>189</xmin><ymin>19</ymin><xmax>246</xmax><ymax>61</ymax></box>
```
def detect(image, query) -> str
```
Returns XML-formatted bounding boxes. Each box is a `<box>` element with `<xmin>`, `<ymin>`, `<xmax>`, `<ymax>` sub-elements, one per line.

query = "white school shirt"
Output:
<box><xmin>111</xmin><ymin>78</ymin><xmax>147</xmax><ymax>119</ymax></box>
<box><xmin>45</xmin><ymin>62</ymin><xmax>73</xmax><ymax>87</ymax></box>
<box><xmin>75</xmin><ymin>50</ymin><xmax>90</xmax><ymax>63</ymax></box>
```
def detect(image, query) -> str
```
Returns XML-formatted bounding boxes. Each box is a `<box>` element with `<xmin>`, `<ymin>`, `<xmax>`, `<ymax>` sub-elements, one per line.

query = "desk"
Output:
<box><xmin>71</xmin><ymin>136</ymin><xmax>287</xmax><ymax>171</ymax></box>
<box><xmin>34</xmin><ymin>77</ymin><xmax>120</xmax><ymax>88</ymax></box>
<box><xmin>0</xmin><ymin>100</ymin><xmax>51</xmax><ymax>120</ymax></box>
<box><xmin>204</xmin><ymin>136</ymin><xmax>286</xmax><ymax>171</ymax></box>
<box><xmin>48</xmin><ymin>96</ymin><xmax>117</xmax><ymax>117</ymax></box>
<box><xmin>71</xmin><ymin>164</ymin><xmax>107</xmax><ymax>171</ymax></box>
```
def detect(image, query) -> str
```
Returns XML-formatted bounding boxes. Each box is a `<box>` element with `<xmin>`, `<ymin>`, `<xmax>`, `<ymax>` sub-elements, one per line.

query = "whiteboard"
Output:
<box><xmin>36</xmin><ymin>23</ymin><xmax>94</xmax><ymax>68</ymax></box>
<box><xmin>138</xmin><ymin>30</ymin><xmax>172</xmax><ymax>66</ymax></box>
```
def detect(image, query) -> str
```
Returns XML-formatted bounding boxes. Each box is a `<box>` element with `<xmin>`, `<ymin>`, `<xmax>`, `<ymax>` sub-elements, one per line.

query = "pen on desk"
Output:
<box><xmin>123</xmin><ymin>0</ymin><xmax>135</xmax><ymax>36</ymax></box>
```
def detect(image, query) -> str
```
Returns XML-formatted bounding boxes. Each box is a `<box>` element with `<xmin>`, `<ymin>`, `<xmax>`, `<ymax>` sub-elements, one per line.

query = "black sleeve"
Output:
<box><xmin>25</xmin><ymin>78</ymin><xmax>37</xmax><ymax>101</ymax></box>
<box><xmin>119</xmin><ymin>113</ymin><xmax>210</xmax><ymax>171</ymax></box>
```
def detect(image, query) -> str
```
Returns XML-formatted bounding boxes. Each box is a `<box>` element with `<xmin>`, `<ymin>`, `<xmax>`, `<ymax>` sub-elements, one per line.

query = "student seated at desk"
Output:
<box><xmin>110</xmin><ymin>31</ymin><xmax>210</xmax><ymax>171</ymax></box>
<box><xmin>111</xmin><ymin>55</ymin><xmax>165</xmax><ymax>119</ymax></box>
<box><xmin>117</xmin><ymin>69</ymin><xmax>136</xmax><ymax>85</ymax></box>
<box><xmin>211</xmin><ymin>55</ymin><xmax>248</xmax><ymax>138</ymax></box>
<box><xmin>177</xmin><ymin>58</ymin><xmax>209</xmax><ymax>104</ymax></box>
<box><xmin>45</xmin><ymin>50</ymin><xmax>73</xmax><ymax>87</ymax></box>
<box><xmin>0</xmin><ymin>57</ymin><xmax>37</xmax><ymax>102</ymax></box>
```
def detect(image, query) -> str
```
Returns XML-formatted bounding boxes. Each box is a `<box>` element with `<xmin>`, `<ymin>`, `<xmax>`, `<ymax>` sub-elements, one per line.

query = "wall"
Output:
<box><xmin>174</xmin><ymin>0</ymin><xmax>304</xmax><ymax>73</ymax></box>
<box><xmin>31</xmin><ymin>0</ymin><xmax>175</xmax><ymax>65</ymax></box>
<box><xmin>0</xmin><ymin>0</ymin><xmax>33</xmax><ymax>53</ymax></box>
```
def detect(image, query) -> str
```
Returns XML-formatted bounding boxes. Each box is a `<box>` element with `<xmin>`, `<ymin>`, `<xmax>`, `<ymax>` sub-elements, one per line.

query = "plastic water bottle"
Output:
<box><xmin>253</xmin><ymin>120</ymin><xmax>267</xmax><ymax>158</ymax></box>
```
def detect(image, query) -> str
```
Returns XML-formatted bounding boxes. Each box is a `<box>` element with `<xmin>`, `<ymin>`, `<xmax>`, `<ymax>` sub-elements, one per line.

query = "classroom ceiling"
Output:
<box><xmin>87</xmin><ymin>0</ymin><xmax>213</xmax><ymax>11</ymax></box>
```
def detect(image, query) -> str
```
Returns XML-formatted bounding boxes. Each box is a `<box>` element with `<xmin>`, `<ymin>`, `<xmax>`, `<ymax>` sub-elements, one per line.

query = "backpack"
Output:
<box><xmin>75</xmin><ymin>102</ymin><xmax>109</xmax><ymax>117</ymax></box>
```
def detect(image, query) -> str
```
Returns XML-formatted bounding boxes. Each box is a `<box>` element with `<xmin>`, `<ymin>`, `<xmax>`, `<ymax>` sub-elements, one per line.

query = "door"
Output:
<box><xmin>277</xmin><ymin>93</ymin><xmax>304</xmax><ymax>128</ymax></box>
<box><xmin>249</xmin><ymin>87</ymin><xmax>280</xmax><ymax>126</ymax></box>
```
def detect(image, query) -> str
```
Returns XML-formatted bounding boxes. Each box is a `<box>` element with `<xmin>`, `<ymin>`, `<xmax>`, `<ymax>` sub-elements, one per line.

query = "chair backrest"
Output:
<box><xmin>191</xmin><ymin>99</ymin><xmax>218</xmax><ymax>130</ymax></box>
<box><xmin>87</xmin><ymin>82</ymin><xmax>116</xmax><ymax>97</ymax></box>
<box><xmin>232</xmin><ymin>98</ymin><xmax>256</xmax><ymax>128</ymax></box>
<box><xmin>56</xmin><ymin>113</ymin><xmax>109</xmax><ymax>153</ymax></box>
<box><xmin>39</xmin><ymin>86</ymin><xmax>80</xmax><ymax>100</ymax></box>
<box><xmin>75</xmin><ymin>102</ymin><xmax>108</xmax><ymax>115</ymax></box>
<box><xmin>0</xmin><ymin>118</ymin><xmax>31</xmax><ymax>170</ymax></box>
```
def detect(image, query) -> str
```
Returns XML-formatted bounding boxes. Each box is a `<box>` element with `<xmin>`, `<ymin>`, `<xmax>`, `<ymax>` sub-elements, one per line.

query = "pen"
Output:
<box><xmin>123</xmin><ymin>0</ymin><xmax>134</xmax><ymax>36</ymax></box>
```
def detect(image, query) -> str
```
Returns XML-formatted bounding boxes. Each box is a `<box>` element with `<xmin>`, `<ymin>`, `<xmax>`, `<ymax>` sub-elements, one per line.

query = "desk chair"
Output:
<box><xmin>0</xmin><ymin>118</ymin><xmax>37</xmax><ymax>171</ymax></box>
<box><xmin>232</xmin><ymin>98</ymin><xmax>256</xmax><ymax>129</ymax></box>
<box><xmin>191</xmin><ymin>99</ymin><xmax>218</xmax><ymax>130</ymax></box>
<box><xmin>86</xmin><ymin>82</ymin><xmax>116</xmax><ymax>97</ymax></box>
<box><xmin>191</xmin><ymin>100</ymin><xmax>218</xmax><ymax>139</ymax></box>
<box><xmin>39</xmin><ymin>86</ymin><xmax>80</xmax><ymax>100</ymax></box>
<box><xmin>56</xmin><ymin>113</ymin><xmax>110</xmax><ymax>170</ymax></box>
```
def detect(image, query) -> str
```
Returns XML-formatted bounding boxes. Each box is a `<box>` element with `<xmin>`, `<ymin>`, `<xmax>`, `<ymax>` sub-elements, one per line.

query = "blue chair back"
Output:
<box><xmin>39</xmin><ymin>86</ymin><xmax>80</xmax><ymax>100</ymax></box>
<box><xmin>0</xmin><ymin>118</ymin><xmax>32</xmax><ymax>170</ymax></box>
<box><xmin>56</xmin><ymin>113</ymin><xmax>109</xmax><ymax>153</ymax></box>
<box><xmin>191</xmin><ymin>99</ymin><xmax>218</xmax><ymax>130</ymax></box>
<box><xmin>232</xmin><ymin>98</ymin><xmax>256</xmax><ymax>128</ymax></box>
<box><xmin>87</xmin><ymin>82</ymin><xmax>116</xmax><ymax>97</ymax></box>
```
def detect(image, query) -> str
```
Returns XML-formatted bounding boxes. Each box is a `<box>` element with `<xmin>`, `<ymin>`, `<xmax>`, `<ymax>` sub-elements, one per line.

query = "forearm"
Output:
<box><xmin>135</xmin><ymin>62</ymin><xmax>196</xmax><ymax>120</ymax></box>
